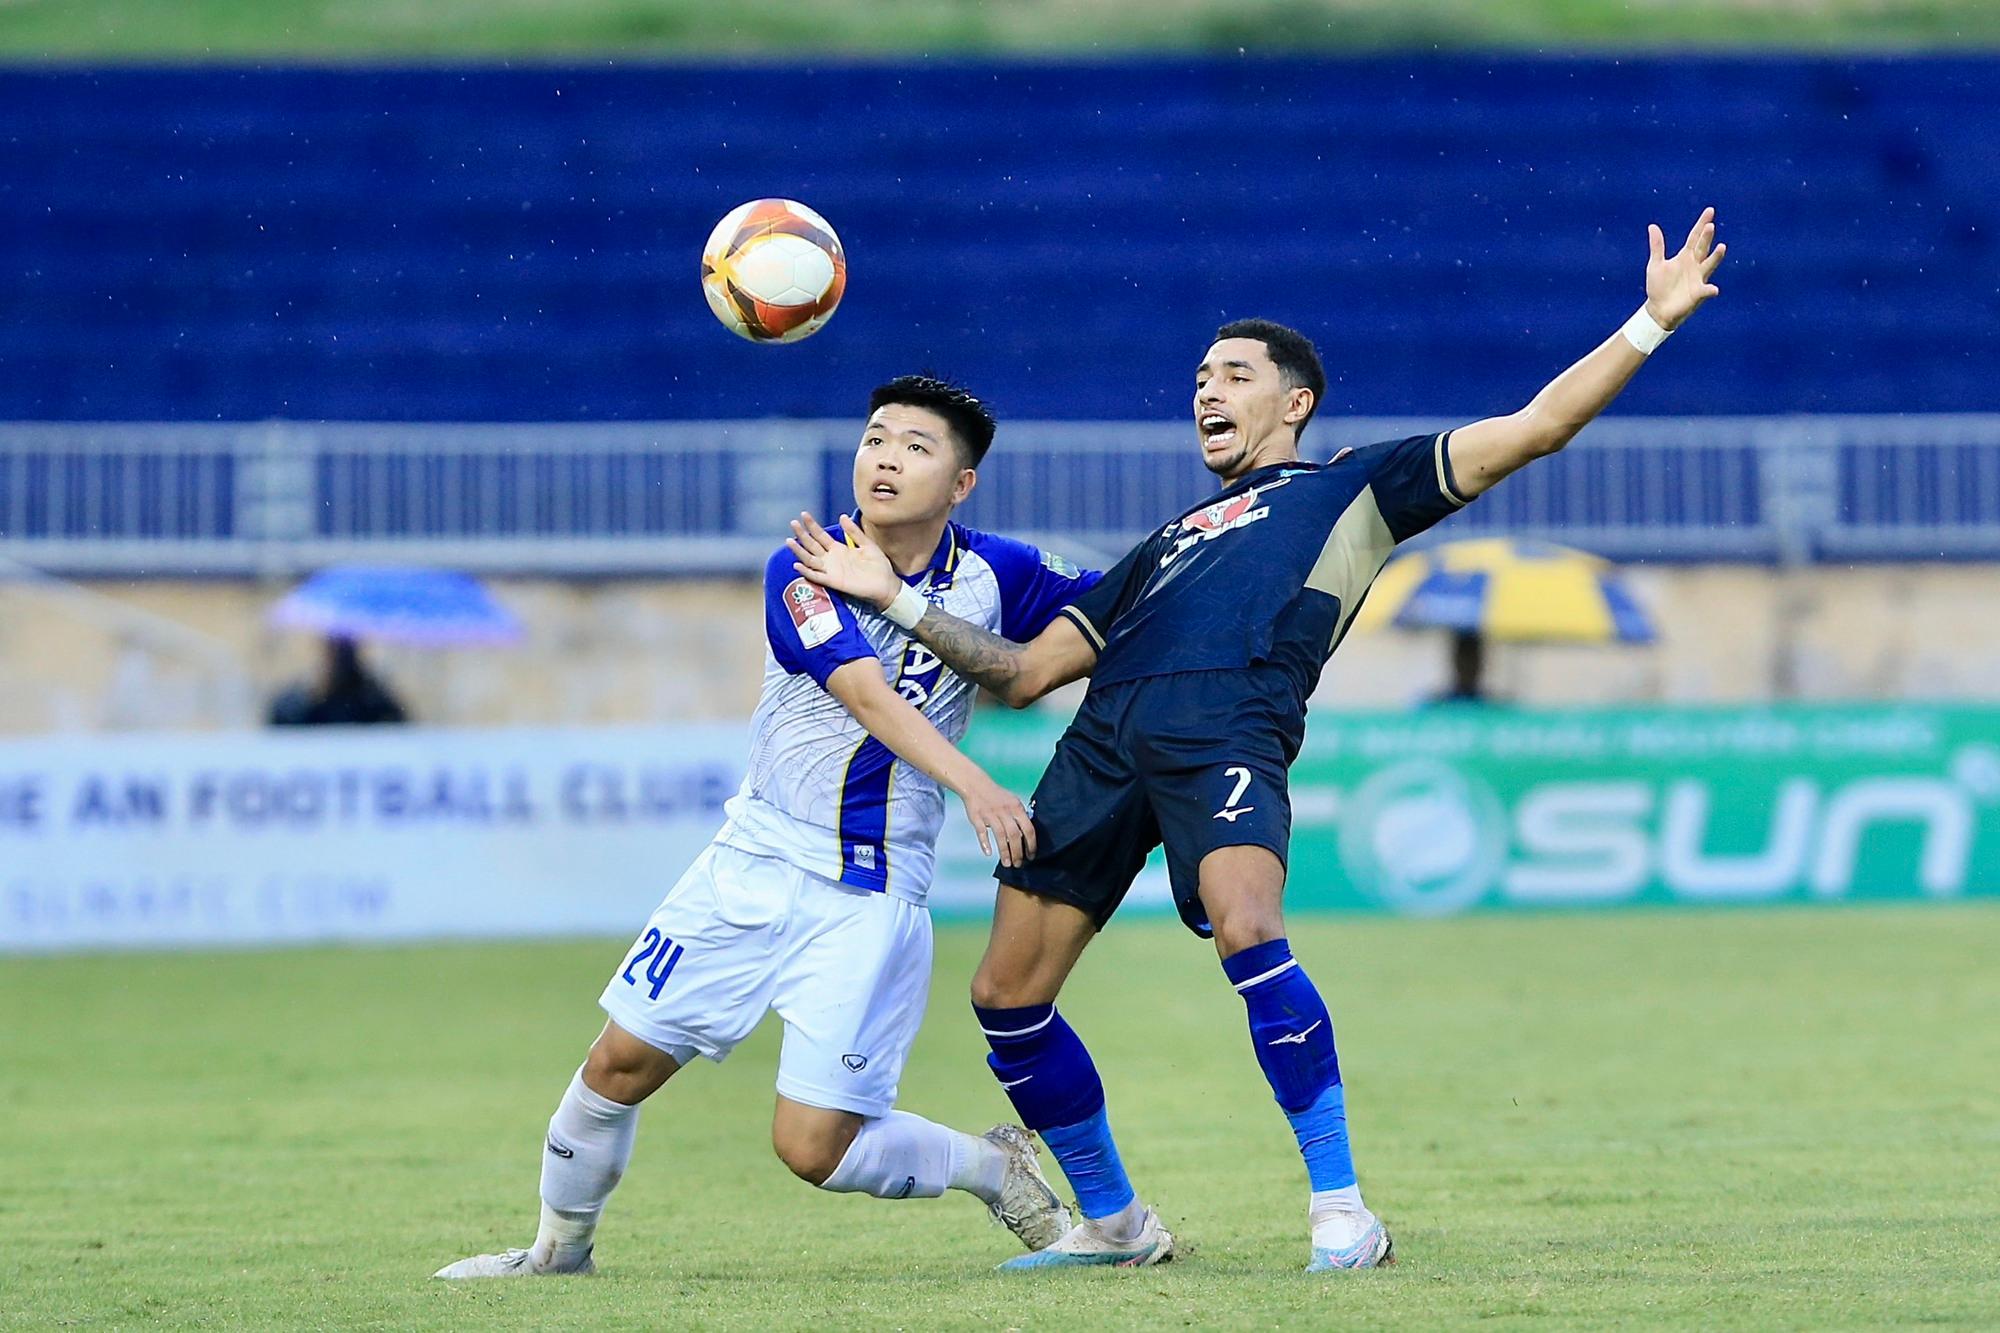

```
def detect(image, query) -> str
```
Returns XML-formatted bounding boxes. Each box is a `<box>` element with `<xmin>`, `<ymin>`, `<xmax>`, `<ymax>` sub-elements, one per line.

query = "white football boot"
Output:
<box><xmin>433</xmin><ymin>1245</ymin><xmax>595</xmax><ymax>1280</ymax></box>
<box><xmin>998</xmin><ymin>1206</ymin><xmax>1177</xmax><ymax>1271</ymax></box>
<box><xmin>1306</xmin><ymin>1208</ymin><xmax>1394</xmax><ymax>1271</ymax></box>
<box><xmin>980</xmin><ymin>1124</ymin><xmax>1073</xmax><ymax>1251</ymax></box>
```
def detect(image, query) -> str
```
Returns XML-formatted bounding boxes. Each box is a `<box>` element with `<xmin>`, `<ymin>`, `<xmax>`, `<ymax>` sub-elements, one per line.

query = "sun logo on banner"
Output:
<box><xmin>1337</xmin><ymin>759</ymin><xmax>1508</xmax><ymax>917</ymax></box>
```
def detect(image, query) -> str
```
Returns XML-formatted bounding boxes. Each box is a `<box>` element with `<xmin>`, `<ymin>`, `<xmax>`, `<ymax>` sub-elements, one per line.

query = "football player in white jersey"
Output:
<box><xmin>436</xmin><ymin>376</ymin><xmax>1102</xmax><ymax>1279</ymax></box>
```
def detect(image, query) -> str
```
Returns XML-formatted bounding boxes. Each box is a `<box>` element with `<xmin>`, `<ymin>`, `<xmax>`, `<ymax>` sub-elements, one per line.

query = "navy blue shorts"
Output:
<box><xmin>995</xmin><ymin>668</ymin><xmax>1305</xmax><ymax>937</ymax></box>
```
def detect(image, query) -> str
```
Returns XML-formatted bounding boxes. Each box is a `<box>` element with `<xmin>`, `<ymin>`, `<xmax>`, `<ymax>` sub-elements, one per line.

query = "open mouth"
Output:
<box><xmin>868</xmin><ymin>481</ymin><xmax>900</xmax><ymax>500</ymax></box>
<box><xmin>1199</xmin><ymin>413</ymin><xmax>1237</xmax><ymax>449</ymax></box>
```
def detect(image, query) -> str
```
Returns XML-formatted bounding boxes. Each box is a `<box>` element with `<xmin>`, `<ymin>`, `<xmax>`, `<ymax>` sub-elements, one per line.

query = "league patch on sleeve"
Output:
<box><xmin>784</xmin><ymin>578</ymin><xmax>841</xmax><ymax>648</ymax></box>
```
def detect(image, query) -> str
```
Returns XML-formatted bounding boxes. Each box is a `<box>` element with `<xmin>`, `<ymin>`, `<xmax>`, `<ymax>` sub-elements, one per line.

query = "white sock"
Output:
<box><xmin>531</xmin><ymin>1200</ymin><xmax>593</xmax><ymax>1267</ymax></box>
<box><xmin>950</xmin><ymin>1132</ymin><xmax>1008</xmax><ymax>1203</ymax></box>
<box><xmin>1089</xmin><ymin>1196</ymin><xmax>1149</xmax><ymax>1243</ymax></box>
<box><xmin>821</xmin><ymin>1110</ymin><xmax>1003</xmax><ymax>1203</ymax></box>
<box><xmin>1310</xmin><ymin>1184</ymin><xmax>1367</xmax><ymax>1228</ymax></box>
<box><xmin>532</xmin><ymin>1068</ymin><xmax>641</xmax><ymax>1265</ymax></box>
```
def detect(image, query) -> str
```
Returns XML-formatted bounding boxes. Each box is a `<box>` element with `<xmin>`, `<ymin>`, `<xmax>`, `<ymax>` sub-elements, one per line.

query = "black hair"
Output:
<box><xmin>1215</xmin><ymin>318</ymin><xmax>1326</xmax><ymax>437</ymax></box>
<box><xmin>868</xmin><ymin>374</ymin><xmax>997</xmax><ymax>468</ymax></box>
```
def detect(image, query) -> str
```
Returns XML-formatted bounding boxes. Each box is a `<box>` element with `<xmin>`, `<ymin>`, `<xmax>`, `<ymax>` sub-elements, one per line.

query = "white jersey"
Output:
<box><xmin>716</xmin><ymin>520</ymin><xmax>1097</xmax><ymax>906</ymax></box>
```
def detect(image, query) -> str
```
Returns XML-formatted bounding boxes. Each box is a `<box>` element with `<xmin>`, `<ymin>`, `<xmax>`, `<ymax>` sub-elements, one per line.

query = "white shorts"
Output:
<box><xmin>599</xmin><ymin>841</ymin><xmax>933</xmax><ymax>1118</ymax></box>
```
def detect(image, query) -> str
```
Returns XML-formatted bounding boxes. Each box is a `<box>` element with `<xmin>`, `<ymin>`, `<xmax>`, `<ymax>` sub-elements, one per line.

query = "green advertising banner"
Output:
<box><xmin>955</xmin><ymin>704</ymin><xmax>2000</xmax><ymax>916</ymax></box>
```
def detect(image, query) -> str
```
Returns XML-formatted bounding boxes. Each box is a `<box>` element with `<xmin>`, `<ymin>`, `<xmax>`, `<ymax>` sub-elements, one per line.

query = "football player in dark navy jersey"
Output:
<box><xmin>790</xmin><ymin>209</ymin><xmax>1728</xmax><ymax>1272</ymax></box>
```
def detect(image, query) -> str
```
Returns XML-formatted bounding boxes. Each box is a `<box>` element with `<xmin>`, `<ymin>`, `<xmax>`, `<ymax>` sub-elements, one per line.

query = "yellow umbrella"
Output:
<box><xmin>1357</xmin><ymin>538</ymin><xmax>1655</xmax><ymax>644</ymax></box>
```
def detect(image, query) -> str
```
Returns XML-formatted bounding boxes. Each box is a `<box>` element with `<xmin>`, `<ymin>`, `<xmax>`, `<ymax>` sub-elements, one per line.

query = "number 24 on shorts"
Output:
<box><xmin>620</xmin><ymin>928</ymin><xmax>686</xmax><ymax>999</ymax></box>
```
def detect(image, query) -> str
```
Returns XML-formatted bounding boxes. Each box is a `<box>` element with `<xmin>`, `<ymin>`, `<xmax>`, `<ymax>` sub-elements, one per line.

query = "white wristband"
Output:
<box><xmin>1620</xmin><ymin>305</ymin><xmax>1673</xmax><ymax>355</ymax></box>
<box><xmin>883</xmin><ymin>583</ymin><xmax>928</xmax><ymax>630</ymax></box>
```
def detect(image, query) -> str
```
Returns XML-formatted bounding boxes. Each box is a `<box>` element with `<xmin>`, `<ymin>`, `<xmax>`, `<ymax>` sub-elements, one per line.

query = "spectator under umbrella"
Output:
<box><xmin>266</xmin><ymin>565</ymin><xmax>523</xmax><ymax>726</ymax></box>
<box><xmin>1355</xmin><ymin>537</ymin><xmax>1656</xmax><ymax>703</ymax></box>
<box><xmin>268</xmin><ymin>635</ymin><xmax>408</xmax><ymax>726</ymax></box>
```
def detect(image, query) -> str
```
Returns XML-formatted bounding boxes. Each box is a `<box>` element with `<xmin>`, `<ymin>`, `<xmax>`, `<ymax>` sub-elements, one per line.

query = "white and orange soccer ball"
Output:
<box><xmin>699</xmin><ymin>198</ymin><xmax>847</xmax><ymax>344</ymax></box>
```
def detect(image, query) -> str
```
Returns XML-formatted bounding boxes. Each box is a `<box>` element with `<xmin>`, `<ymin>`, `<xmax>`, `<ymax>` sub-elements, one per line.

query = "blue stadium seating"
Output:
<box><xmin>0</xmin><ymin>58</ymin><xmax>1994</xmax><ymax>421</ymax></box>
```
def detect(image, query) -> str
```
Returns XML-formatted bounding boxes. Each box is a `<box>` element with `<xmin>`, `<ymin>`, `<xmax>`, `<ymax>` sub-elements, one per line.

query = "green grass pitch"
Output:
<box><xmin>4</xmin><ymin>905</ymin><xmax>1997</xmax><ymax>1329</ymax></box>
<box><xmin>3</xmin><ymin>0</ymin><xmax>1999</xmax><ymax>57</ymax></box>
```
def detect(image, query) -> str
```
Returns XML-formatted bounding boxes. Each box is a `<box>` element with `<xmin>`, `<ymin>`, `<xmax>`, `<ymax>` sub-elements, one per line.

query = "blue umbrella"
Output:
<box><xmin>269</xmin><ymin>565</ymin><xmax>522</xmax><ymax>647</ymax></box>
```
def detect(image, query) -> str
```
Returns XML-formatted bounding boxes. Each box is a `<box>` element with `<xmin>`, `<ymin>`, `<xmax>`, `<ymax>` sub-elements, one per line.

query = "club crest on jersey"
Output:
<box><xmin>1162</xmin><ymin>477</ymin><xmax>1289</xmax><ymax>566</ymax></box>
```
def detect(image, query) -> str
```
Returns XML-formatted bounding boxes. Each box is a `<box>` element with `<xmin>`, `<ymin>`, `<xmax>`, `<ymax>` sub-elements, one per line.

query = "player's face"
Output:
<box><xmin>851</xmin><ymin>403</ymin><xmax>974</xmax><ymax>525</ymax></box>
<box><xmin>1193</xmin><ymin>338</ymin><xmax>1312</xmax><ymax>480</ymax></box>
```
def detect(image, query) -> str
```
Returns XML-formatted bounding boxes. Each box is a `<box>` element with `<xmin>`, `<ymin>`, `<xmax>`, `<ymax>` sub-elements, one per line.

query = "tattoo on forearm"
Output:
<box><xmin>914</xmin><ymin>605</ymin><xmax>1027</xmax><ymax>696</ymax></box>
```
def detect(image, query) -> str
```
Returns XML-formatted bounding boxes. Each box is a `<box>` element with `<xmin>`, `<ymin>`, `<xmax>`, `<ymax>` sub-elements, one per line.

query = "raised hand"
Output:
<box><xmin>1645</xmin><ymin>206</ymin><xmax>1728</xmax><ymax>331</ymax></box>
<box><xmin>788</xmin><ymin>512</ymin><xmax>903</xmax><ymax>611</ymax></box>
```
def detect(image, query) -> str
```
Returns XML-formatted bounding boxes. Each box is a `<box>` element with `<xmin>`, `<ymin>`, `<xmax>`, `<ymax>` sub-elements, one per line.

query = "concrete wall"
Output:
<box><xmin>1</xmin><ymin>565</ymin><xmax>1995</xmax><ymax>734</ymax></box>
<box><xmin>1321</xmin><ymin>563</ymin><xmax>2000</xmax><ymax>711</ymax></box>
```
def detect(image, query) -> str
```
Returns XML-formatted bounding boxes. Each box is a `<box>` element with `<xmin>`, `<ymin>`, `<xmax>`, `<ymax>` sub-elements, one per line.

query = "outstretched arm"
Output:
<box><xmin>787</xmin><ymin>513</ymin><xmax>1098</xmax><ymax>708</ymax></box>
<box><xmin>903</xmin><ymin>601</ymin><xmax>1097</xmax><ymax>709</ymax></box>
<box><xmin>1449</xmin><ymin>207</ymin><xmax>1728</xmax><ymax>499</ymax></box>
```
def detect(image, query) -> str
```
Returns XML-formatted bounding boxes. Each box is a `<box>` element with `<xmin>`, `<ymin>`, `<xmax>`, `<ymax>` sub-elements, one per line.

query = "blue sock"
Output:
<box><xmin>1039</xmin><ymin>1109</ymin><xmax>1135</xmax><ymax>1221</ymax></box>
<box><xmin>1222</xmin><ymin>939</ymin><xmax>1356</xmax><ymax>1192</ymax></box>
<box><xmin>975</xmin><ymin>1002</ymin><xmax>1137</xmax><ymax>1219</ymax></box>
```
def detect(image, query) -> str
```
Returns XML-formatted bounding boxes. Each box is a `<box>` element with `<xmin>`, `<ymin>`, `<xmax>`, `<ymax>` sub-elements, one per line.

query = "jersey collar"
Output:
<box><xmin>1226</xmin><ymin>459</ymin><xmax>1319</xmax><ymax>491</ymax></box>
<box><xmin>843</xmin><ymin>514</ymin><xmax>960</xmax><ymax>587</ymax></box>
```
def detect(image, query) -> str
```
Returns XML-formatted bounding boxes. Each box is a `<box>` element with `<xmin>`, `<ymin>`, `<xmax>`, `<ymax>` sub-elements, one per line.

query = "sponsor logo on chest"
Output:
<box><xmin>1161</xmin><ymin>477</ymin><xmax>1292</xmax><ymax>566</ymax></box>
<box><xmin>895</xmin><ymin>639</ymin><xmax>948</xmax><ymax>706</ymax></box>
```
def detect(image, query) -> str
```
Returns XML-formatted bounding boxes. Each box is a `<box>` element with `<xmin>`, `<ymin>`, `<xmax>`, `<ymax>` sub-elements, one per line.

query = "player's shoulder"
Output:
<box><xmin>761</xmin><ymin>541</ymin><xmax>839</xmax><ymax>619</ymax></box>
<box><xmin>951</xmin><ymin>522</ymin><xmax>1087</xmax><ymax>583</ymax></box>
<box><xmin>761</xmin><ymin>541</ymin><xmax>820</xmax><ymax>601</ymax></box>
<box><xmin>1335</xmin><ymin>431</ymin><xmax>1450</xmax><ymax>468</ymax></box>
<box><xmin>763</xmin><ymin>540</ymin><xmax>799</xmax><ymax>581</ymax></box>
<box><xmin>951</xmin><ymin>521</ymin><xmax>1037</xmax><ymax>570</ymax></box>
<box><xmin>1334</xmin><ymin>431</ymin><xmax>1468</xmax><ymax>517</ymax></box>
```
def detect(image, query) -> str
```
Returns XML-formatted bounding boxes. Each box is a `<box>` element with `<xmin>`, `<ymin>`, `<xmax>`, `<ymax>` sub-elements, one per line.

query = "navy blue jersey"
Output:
<box><xmin>1056</xmin><ymin>432</ymin><xmax>1469</xmax><ymax>706</ymax></box>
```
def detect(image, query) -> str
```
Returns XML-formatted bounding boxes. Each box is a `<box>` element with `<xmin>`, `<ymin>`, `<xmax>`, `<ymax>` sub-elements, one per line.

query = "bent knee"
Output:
<box><xmin>970</xmin><ymin>958</ymin><xmax>1055</xmax><ymax>1011</ymax></box>
<box><xmin>582</xmin><ymin>1025</ymin><xmax>675</xmax><ymax>1104</ymax></box>
<box><xmin>1210</xmin><ymin>912</ymin><xmax>1287</xmax><ymax>961</ymax></box>
<box><xmin>967</xmin><ymin>963</ymin><xmax>1016</xmax><ymax>1011</ymax></box>
<box><xmin>771</xmin><ymin>1125</ymin><xmax>852</xmax><ymax>1187</ymax></box>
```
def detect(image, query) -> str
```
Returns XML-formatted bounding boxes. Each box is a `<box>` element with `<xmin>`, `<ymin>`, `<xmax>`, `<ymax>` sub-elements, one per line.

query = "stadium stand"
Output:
<box><xmin>1</xmin><ymin>57</ymin><xmax>1994</xmax><ymax>423</ymax></box>
<box><xmin>3</xmin><ymin>58</ymin><xmax>1998</xmax><ymax>573</ymax></box>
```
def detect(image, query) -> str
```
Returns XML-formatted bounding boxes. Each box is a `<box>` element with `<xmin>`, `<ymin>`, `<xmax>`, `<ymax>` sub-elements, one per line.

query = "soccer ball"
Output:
<box><xmin>699</xmin><ymin>199</ymin><xmax>847</xmax><ymax>344</ymax></box>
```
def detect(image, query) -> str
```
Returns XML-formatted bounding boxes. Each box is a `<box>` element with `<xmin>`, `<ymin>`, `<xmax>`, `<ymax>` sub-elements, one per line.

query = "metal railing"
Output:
<box><xmin>1</xmin><ymin>415</ymin><xmax>1996</xmax><ymax>576</ymax></box>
